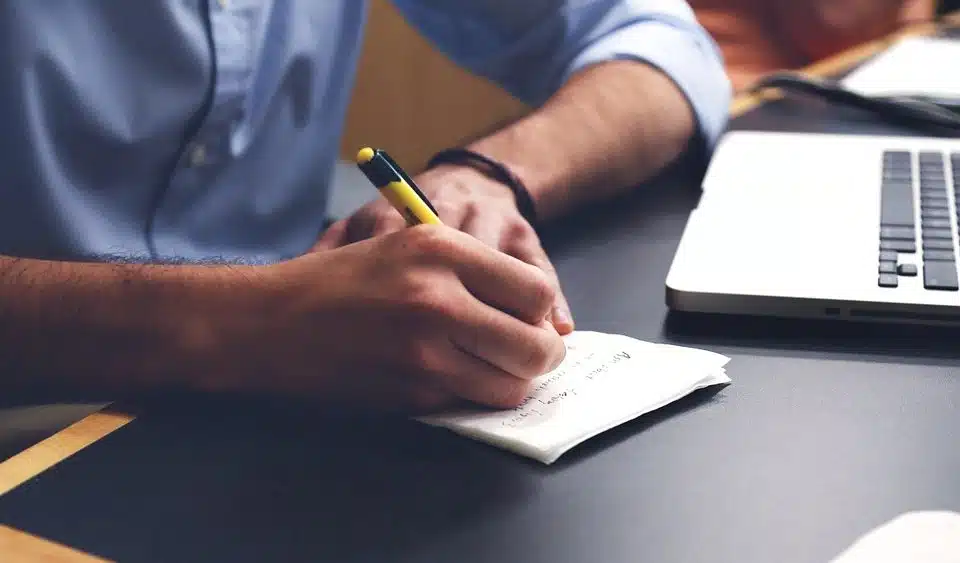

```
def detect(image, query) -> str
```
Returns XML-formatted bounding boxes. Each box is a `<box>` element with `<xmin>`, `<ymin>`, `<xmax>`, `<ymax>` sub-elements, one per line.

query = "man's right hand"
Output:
<box><xmin>227</xmin><ymin>225</ymin><xmax>567</xmax><ymax>413</ymax></box>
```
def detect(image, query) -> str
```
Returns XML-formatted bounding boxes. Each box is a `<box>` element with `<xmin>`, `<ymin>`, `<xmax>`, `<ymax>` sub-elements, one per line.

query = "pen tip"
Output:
<box><xmin>356</xmin><ymin>147</ymin><xmax>375</xmax><ymax>164</ymax></box>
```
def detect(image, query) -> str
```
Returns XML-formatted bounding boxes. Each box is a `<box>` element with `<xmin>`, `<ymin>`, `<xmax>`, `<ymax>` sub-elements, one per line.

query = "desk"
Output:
<box><xmin>2</xmin><ymin>15</ymin><xmax>960</xmax><ymax>563</ymax></box>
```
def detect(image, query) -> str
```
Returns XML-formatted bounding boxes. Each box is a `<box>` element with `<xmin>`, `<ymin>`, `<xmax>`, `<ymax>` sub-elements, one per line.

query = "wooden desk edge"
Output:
<box><xmin>0</xmin><ymin>410</ymin><xmax>133</xmax><ymax>497</ymax></box>
<box><xmin>0</xmin><ymin>525</ymin><xmax>112</xmax><ymax>562</ymax></box>
<box><xmin>0</xmin><ymin>9</ymin><xmax>956</xmax><ymax>499</ymax></box>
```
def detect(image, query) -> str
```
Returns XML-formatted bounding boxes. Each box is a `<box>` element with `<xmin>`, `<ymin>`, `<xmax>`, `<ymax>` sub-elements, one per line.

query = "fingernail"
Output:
<box><xmin>552</xmin><ymin>306</ymin><xmax>574</xmax><ymax>331</ymax></box>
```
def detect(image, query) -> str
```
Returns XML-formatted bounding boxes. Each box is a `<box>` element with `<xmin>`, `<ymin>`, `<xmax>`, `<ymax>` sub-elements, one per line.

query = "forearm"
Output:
<box><xmin>0</xmin><ymin>255</ymin><xmax>249</xmax><ymax>397</ymax></box>
<box><xmin>467</xmin><ymin>60</ymin><xmax>695</xmax><ymax>221</ymax></box>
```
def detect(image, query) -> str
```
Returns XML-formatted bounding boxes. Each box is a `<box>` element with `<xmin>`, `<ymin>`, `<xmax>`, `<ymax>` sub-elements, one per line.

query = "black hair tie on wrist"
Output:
<box><xmin>426</xmin><ymin>148</ymin><xmax>539</xmax><ymax>228</ymax></box>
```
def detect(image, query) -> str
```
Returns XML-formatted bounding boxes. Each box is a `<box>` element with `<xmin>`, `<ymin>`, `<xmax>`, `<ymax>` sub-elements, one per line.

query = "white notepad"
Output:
<box><xmin>417</xmin><ymin>331</ymin><xmax>731</xmax><ymax>464</ymax></box>
<box><xmin>842</xmin><ymin>36</ymin><xmax>960</xmax><ymax>99</ymax></box>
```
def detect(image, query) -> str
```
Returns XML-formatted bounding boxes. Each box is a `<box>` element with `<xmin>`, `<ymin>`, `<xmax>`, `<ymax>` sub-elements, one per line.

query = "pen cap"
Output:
<box><xmin>356</xmin><ymin>147</ymin><xmax>375</xmax><ymax>164</ymax></box>
<box><xmin>356</xmin><ymin>149</ymin><xmax>399</xmax><ymax>188</ymax></box>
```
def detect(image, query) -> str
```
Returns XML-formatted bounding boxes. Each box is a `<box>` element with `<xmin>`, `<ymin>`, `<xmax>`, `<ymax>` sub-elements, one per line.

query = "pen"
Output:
<box><xmin>355</xmin><ymin>147</ymin><xmax>443</xmax><ymax>226</ymax></box>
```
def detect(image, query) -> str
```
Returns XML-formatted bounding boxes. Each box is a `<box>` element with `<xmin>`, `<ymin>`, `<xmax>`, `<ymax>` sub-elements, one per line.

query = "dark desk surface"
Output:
<box><xmin>3</xmin><ymin>18</ymin><xmax>960</xmax><ymax>563</ymax></box>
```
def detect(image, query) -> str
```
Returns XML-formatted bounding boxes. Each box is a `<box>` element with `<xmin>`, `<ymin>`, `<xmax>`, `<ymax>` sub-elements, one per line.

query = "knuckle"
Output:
<box><xmin>371</xmin><ymin>211</ymin><xmax>401</xmax><ymax>234</ymax></box>
<box><xmin>407</xmin><ymin>339</ymin><xmax>439</xmax><ymax>373</ymax></box>
<box><xmin>520</xmin><ymin>340</ymin><xmax>555</xmax><ymax>377</ymax></box>
<box><xmin>487</xmin><ymin>379</ymin><xmax>531</xmax><ymax>409</ymax></box>
<box><xmin>406</xmin><ymin>224</ymin><xmax>460</xmax><ymax>258</ymax></box>
<box><xmin>434</xmin><ymin>200</ymin><xmax>460</xmax><ymax>220</ymax></box>
<box><xmin>402</xmin><ymin>272</ymin><xmax>457</xmax><ymax>320</ymax></box>
<box><xmin>528</xmin><ymin>269</ymin><xmax>557</xmax><ymax>310</ymax></box>
<box><xmin>506</xmin><ymin>218</ymin><xmax>536</xmax><ymax>242</ymax></box>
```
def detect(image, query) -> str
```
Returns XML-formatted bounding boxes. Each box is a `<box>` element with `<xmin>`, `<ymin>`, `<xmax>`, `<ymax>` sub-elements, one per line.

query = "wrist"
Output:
<box><xmin>173</xmin><ymin>263</ymin><xmax>281</xmax><ymax>395</ymax></box>
<box><xmin>421</xmin><ymin>162</ymin><xmax>516</xmax><ymax>203</ymax></box>
<box><xmin>425</xmin><ymin>147</ymin><xmax>540</xmax><ymax>228</ymax></box>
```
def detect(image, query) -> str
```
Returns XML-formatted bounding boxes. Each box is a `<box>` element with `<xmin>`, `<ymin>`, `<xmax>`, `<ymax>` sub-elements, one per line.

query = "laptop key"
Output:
<box><xmin>921</xmin><ymin>228</ymin><xmax>954</xmax><ymax>240</ymax></box>
<box><xmin>881</xmin><ymin>191</ymin><xmax>916</xmax><ymax>227</ymax></box>
<box><xmin>879</xmin><ymin>261</ymin><xmax>897</xmax><ymax>274</ymax></box>
<box><xmin>884</xmin><ymin>170</ymin><xmax>913</xmax><ymax>182</ymax></box>
<box><xmin>921</xmin><ymin>208</ymin><xmax>950</xmax><ymax>219</ymax></box>
<box><xmin>881</xmin><ymin>239</ymin><xmax>916</xmax><ymax>252</ymax></box>
<box><xmin>923</xmin><ymin>249</ymin><xmax>956</xmax><ymax>261</ymax></box>
<box><xmin>922</xmin><ymin>201</ymin><xmax>949</xmax><ymax>212</ymax></box>
<box><xmin>920</xmin><ymin>194</ymin><xmax>950</xmax><ymax>209</ymax></box>
<box><xmin>879</xmin><ymin>273</ymin><xmax>899</xmax><ymax>288</ymax></box>
<box><xmin>922</xmin><ymin>217</ymin><xmax>951</xmax><ymax>229</ymax></box>
<box><xmin>923</xmin><ymin>261</ymin><xmax>960</xmax><ymax>291</ymax></box>
<box><xmin>898</xmin><ymin>263</ymin><xmax>918</xmax><ymax>276</ymax></box>
<box><xmin>922</xmin><ymin>239</ymin><xmax>955</xmax><ymax>251</ymax></box>
<box><xmin>879</xmin><ymin>250</ymin><xmax>898</xmax><ymax>262</ymax></box>
<box><xmin>880</xmin><ymin>226</ymin><xmax>915</xmax><ymax>240</ymax></box>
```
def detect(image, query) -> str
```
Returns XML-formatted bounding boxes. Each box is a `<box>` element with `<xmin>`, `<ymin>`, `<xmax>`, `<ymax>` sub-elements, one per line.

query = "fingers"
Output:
<box><xmin>425</xmin><ymin>345</ymin><xmax>534</xmax><ymax>408</ymax></box>
<box><xmin>312</xmin><ymin>219</ymin><xmax>349</xmax><ymax>251</ymax></box>
<box><xmin>446</xmin><ymin>295</ymin><xmax>566</xmax><ymax>382</ymax></box>
<box><xmin>424</xmin><ymin>232</ymin><xmax>553</xmax><ymax>326</ymax></box>
<box><xmin>344</xmin><ymin>200</ymin><xmax>468</xmax><ymax>243</ymax></box>
<box><xmin>502</xmin><ymin>226</ymin><xmax>575</xmax><ymax>335</ymax></box>
<box><xmin>344</xmin><ymin>205</ymin><xmax>403</xmax><ymax>243</ymax></box>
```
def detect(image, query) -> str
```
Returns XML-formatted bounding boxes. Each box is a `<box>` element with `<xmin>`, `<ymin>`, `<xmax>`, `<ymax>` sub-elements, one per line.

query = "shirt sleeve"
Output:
<box><xmin>389</xmin><ymin>0</ymin><xmax>732</xmax><ymax>152</ymax></box>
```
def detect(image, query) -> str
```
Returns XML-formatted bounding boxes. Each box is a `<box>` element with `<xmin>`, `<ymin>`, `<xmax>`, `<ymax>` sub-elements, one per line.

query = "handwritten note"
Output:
<box><xmin>417</xmin><ymin>331</ymin><xmax>731</xmax><ymax>464</ymax></box>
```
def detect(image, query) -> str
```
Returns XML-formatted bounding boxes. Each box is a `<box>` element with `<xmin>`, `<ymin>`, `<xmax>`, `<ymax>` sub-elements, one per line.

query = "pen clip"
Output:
<box><xmin>378</xmin><ymin>150</ymin><xmax>440</xmax><ymax>217</ymax></box>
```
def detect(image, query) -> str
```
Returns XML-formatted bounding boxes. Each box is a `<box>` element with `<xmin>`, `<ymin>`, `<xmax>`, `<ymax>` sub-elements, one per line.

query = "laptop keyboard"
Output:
<box><xmin>878</xmin><ymin>150</ymin><xmax>960</xmax><ymax>291</ymax></box>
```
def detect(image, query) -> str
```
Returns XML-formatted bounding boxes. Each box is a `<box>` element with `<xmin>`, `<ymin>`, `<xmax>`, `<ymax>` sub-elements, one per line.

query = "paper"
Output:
<box><xmin>830</xmin><ymin>511</ymin><xmax>960</xmax><ymax>563</ymax></box>
<box><xmin>842</xmin><ymin>37</ymin><xmax>960</xmax><ymax>99</ymax></box>
<box><xmin>417</xmin><ymin>331</ymin><xmax>731</xmax><ymax>464</ymax></box>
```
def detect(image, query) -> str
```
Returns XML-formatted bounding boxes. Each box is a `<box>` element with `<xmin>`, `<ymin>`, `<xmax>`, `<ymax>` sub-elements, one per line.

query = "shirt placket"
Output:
<box><xmin>151</xmin><ymin>0</ymin><xmax>263</xmax><ymax>257</ymax></box>
<box><xmin>188</xmin><ymin>0</ymin><xmax>260</xmax><ymax>169</ymax></box>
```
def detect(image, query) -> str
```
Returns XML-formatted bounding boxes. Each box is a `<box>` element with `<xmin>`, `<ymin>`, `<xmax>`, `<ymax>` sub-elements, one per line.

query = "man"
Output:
<box><xmin>0</xmin><ymin>1</ymin><xmax>730</xmax><ymax>413</ymax></box>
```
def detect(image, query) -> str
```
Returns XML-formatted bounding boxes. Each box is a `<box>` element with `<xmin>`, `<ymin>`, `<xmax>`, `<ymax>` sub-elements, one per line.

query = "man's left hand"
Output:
<box><xmin>315</xmin><ymin>164</ymin><xmax>574</xmax><ymax>335</ymax></box>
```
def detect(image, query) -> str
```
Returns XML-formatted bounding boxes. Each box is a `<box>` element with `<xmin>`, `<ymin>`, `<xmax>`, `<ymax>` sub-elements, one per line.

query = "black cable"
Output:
<box><xmin>750</xmin><ymin>72</ymin><xmax>960</xmax><ymax>137</ymax></box>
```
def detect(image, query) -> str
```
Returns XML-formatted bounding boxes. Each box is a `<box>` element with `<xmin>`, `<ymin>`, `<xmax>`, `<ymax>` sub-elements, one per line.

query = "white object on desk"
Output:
<box><xmin>417</xmin><ymin>331</ymin><xmax>731</xmax><ymax>465</ymax></box>
<box><xmin>830</xmin><ymin>511</ymin><xmax>960</xmax><ymax>563</ymax></box>
<box><xmin>841</xmin><ymin>36</ymin><xmax>960</xmax><ymax>99</ymax></box>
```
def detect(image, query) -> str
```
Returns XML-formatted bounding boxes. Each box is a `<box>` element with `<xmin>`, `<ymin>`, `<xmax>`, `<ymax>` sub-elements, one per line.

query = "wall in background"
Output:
<box><xmin>339</xmin><ymin>0</ymin><xmax>529</xmax><ymax>172</ymax></box>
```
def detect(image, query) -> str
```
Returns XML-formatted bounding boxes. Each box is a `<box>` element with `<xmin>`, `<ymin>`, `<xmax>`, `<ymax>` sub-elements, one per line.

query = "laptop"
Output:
<box><xmin>665</xmin><ymin>131</ymin><xmax>960</xmax><ymax>324</ymax></box>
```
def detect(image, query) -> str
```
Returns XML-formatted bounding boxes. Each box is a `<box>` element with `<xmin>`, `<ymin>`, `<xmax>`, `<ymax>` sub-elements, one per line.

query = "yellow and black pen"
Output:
<box><xmin>355</xmin><ymin>147</ymin><xmax>443</xmax><ymax>226</ymax></box>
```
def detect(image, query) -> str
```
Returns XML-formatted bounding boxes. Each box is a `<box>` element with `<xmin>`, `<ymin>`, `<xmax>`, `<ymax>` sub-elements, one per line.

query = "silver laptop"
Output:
<box><xmin>665</xmin><ymin>131</ymin><xmax>960</xmax><ymax>324</ymax></box>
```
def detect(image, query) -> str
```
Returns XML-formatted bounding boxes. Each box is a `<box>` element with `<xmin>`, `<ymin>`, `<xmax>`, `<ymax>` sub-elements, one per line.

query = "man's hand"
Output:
<box><xmin>316</xmin><ymin>165</ymin><xmax>574</xmax><ymax>335</ymax></box>
<box><xmin>238</xmin><ymin>225</ymin><xmax>567</xmax><ymax>413</ymax></box>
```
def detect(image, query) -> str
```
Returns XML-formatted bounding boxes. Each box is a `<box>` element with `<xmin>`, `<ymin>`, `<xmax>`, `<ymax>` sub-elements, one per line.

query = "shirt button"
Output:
<box><xmin>189</xmin><ymin>144</ymin><xmax>207</xmax><ymax>167</ymax></box>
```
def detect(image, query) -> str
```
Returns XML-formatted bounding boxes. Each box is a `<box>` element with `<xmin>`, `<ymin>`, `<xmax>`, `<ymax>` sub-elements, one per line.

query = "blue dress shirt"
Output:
<box><xmin>0</xmin><ymin>0</ymin><xmax>729</xmax><ymax>264</ymax></box>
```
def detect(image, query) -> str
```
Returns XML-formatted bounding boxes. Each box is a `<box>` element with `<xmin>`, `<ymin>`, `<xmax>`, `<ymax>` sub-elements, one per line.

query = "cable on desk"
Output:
<box><xmin>750</xmin><ymin>72</ymin><xmax>960</xmax><ymax>137</ymax></box>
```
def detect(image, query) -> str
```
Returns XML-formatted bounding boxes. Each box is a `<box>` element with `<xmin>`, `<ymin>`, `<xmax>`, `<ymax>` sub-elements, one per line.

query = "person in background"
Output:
<box><xmin>691</xmin><ymin>0</ymin><xmax>934</xmax><ymax>90</ymax></box>
<box><xmin>0</xmin><ymin>1</ymin><xmax>730</xmax><ymax>413</ymax></box>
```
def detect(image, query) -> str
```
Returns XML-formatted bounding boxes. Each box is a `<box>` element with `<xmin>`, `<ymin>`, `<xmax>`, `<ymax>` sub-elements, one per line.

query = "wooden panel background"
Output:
<box><xmin>339</xmin><ymin>0</ymin><xmax>529</xmax><ymax>172</ymax></box>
